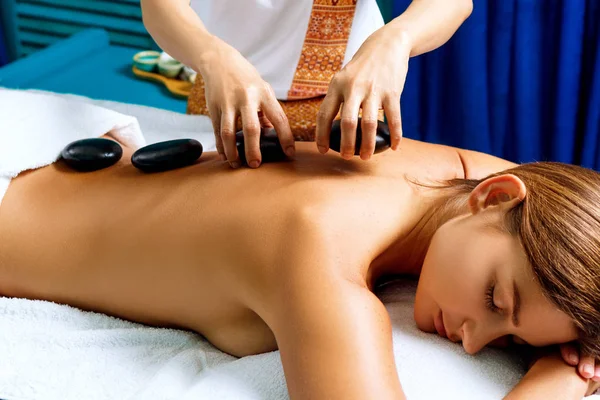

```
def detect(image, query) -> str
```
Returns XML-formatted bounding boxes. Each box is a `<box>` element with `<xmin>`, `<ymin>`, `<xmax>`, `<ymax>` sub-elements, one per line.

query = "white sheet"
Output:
<box><xmin>0</xmin><ymin>281</ymin><xmax>526</xmax><ymax>400</ymax></box>
<box><xmin>1</xmin><ymin>91</ymin><xmax>597</xmax><ymax>400</ymax></box>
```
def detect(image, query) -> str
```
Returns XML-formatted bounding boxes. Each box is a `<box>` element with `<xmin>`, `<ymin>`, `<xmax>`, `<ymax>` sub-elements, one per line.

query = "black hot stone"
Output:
<box><xmin>235</xmin><ymin>128</ymin><xmax>288</xmax><ymax>165</ymax></box>
<box><xmin>131</xmin><ymin>139</ymin><xmax>203</xmax><ymax>172</ymax></box>
<box><xmin>329</xmin><ymin>118</ymin><xmax>391</xmax><ymax>155</ymax></box>
<box><xmin>61</xmin><ymin>138</ymin><xmax>123</xmax><ymax>172</ymax></box>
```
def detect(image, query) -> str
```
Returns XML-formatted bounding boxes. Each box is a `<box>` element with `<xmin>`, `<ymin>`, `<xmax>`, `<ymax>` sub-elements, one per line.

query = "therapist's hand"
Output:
<box><xmin>199</xmin><ymin>36</ymin><xmax>295</xmax><ymax>168</ymax></box>
<box><xmin>315</xmin><ymin>27</ymin><xmax>411</xmax><ymax>160</ymax></box>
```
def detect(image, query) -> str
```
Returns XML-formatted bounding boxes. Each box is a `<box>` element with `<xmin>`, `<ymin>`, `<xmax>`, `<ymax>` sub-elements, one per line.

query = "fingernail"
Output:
<box><xmin>230</xmin><ymin>161</ymin><xmax>240</xmax><ymax>169</ymax></box>
<box><xmin>583</xmin><ymin>364</ymin><xmax>594</xmax><ymax>377</ymax></box>
<box><xmin>286</xmin><ymin>146</ymin><xmax>295</xmax><ymax>157</ymax></box>
<box><xmin>569</xmin><ymin>352</ymin><xmax>578</xmax><ymax>364</ymax></box>
<box><xmin>360</xmin><ymin>153</ymin><xmax>371</xmax><ymax>161</ymax></box>
<box><xmin>249</xmin><ymin>160</ymin><xmax>260</xmax><ymax>168</ymax></box>
<box><xmin>595</xmin><ymin>365</ymin><xmax>600</xmax><ymax>379</ymax></box>
<box><xmin>317</xmin><ymin>145</ymin><xmax>328</xmax><ymax>154</ymax></box>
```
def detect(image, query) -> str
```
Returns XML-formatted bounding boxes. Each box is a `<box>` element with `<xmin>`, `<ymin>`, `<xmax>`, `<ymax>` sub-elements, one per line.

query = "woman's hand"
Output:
<box><xmin>199</xmin><ymin>36</ymin><xmax>295</xmax><ymax>168</ymax></box>
<box><xmin>315</xmin><ymin>26</ymin><xmax>410</xmax><ymax>160</ymax></box>
<box><xmin>505</xmin><ymin>351</ymin><xmax>592</xmax><ymax>399</ymax></box>
<box><xmin>560</xmin><ymin>342</ymin><xmax>600</xmax><ymax>383</ymax></box>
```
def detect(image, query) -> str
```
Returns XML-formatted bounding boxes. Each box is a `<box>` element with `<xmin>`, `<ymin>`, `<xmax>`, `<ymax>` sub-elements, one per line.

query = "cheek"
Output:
<box><xmin>415</xmin><ymin>230</ymin><xmax>461</xmax><ymax>330</ymax></box>
<box><xmin>416</xmin><ymin>227</ymin><xmax>484</xmax><ymax>323</ymax></box>
<box><xmin>419</xmin><ymin>230</ymin><xmax>464</xmax><ymax>295</ymax></box>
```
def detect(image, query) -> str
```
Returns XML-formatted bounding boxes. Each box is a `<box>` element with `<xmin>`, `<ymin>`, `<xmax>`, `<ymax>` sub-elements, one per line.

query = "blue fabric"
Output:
<box><xmin>392</xmin><ymin>0</ymin><xmax>600</xmax><ymax>168</ymax></box>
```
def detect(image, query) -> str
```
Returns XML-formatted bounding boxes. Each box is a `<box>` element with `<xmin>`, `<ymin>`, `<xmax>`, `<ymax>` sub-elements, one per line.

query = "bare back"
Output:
<box><xmin>0</xmin><ymin>138</ymin><xmax>514</xmax><ymax>357</ymax></box>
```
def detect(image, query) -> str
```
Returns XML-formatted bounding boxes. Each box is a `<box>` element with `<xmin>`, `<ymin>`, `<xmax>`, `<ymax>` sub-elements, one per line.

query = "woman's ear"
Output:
<box><xmin>468</xmin><ymin>174</ymin><xmax>527</xmax><ymax>214</ymax></box>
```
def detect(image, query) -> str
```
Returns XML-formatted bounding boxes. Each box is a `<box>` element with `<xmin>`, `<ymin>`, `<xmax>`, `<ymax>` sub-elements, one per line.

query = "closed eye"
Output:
<box><xmin>485</xmin><ymin>283</ymin><xmax>501</xmax><ymax>313</ymax></box>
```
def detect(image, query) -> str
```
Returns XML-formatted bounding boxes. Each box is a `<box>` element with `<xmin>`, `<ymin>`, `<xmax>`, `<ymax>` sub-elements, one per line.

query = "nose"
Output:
<box><xmin>462</xmin><ymin>337</ymin><xmax>485</xmax><ymax>355</ymax></box>
<box><xmin>460</xmin><ymin>324</ymin><xmax>489</xmax><ymax>355</ymax></box>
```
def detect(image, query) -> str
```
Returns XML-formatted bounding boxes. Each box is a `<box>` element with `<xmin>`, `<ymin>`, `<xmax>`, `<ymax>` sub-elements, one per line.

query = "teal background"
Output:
<box><xmin>0</xmin><ymin>0</ymin><xmax>186</xmax><ymax>111</ymax></box>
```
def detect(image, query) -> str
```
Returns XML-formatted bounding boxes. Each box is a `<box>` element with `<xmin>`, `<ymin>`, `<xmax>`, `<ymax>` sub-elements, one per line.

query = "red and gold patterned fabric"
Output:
<box><xmin>287</xmin><ymin>0</ymin><xmax>357</xmax><ymax>100</ymax></box>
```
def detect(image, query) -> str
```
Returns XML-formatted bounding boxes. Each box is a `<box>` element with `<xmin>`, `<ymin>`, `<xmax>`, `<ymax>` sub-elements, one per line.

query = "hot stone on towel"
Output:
<box><xmin>329</xmin><ymin>118</ymin><xmax>391</xmax><ymax>155</ymax></box>
<box><xmin>132</xmin><ymin>139</ymin><xmax>203</xmax><ymax>172</ymax></box>
<box><xmin>235</xmin><ymin>128</ymin><xmax>288</xmax><ymax>165</ymax></box>
<box><xmin>61</xmin><ymin>138</ymin><xmax>123</xmax><ymax>172</ymax></box>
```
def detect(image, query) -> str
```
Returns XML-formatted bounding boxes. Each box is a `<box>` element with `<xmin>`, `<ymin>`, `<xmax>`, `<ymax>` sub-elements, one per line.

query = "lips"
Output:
<box><xmin>434</xmin><ymin>310</ymin><xmax>447</xmax><ymax>338</ymax></box>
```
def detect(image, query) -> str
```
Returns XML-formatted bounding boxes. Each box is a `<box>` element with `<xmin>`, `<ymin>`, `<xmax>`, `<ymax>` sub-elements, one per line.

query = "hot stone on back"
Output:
<box><xmin>131</xmin><ymin>139</ymin><xmax>203</xmax><ymax>173</ymax></box>
<box><xmin>61</xmin><ymin>138</ymin><xmax>123</xmax><ymax>172</ymax></box>
<box><xmin>235</xmin><ymin>128</ymin><xmax>288</xmax><ymax>165</ymax></box>
<box><xmin>329</xmin><ymin>118</ymin><xmax>391</xmax><ymax>155</ymax></box>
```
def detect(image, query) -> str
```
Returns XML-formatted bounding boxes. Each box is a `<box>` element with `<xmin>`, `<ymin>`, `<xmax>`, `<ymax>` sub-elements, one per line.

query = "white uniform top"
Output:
<box><xmin>189</xmin><ymin>0</ymin><xmax>385</xmax><ymax>100</ymax></box>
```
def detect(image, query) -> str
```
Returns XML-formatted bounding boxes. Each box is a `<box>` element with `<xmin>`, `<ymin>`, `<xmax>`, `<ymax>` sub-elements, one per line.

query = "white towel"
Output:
<box><xmin>3</xmin><ymin>280</ymin><xmax>587</xmax><ymax>400</ymax></box>
<box><xmin>0</xmin><ymin>88</ymin><xmax>146</xmax><ymax>205</ymax></box>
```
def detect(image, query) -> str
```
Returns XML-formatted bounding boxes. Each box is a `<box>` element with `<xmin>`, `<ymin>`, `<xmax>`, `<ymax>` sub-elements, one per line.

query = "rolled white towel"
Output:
<box><xmin>0</xmin><ymin>88</ymin><xmax>146</xmax><ymax>205</ymax></box>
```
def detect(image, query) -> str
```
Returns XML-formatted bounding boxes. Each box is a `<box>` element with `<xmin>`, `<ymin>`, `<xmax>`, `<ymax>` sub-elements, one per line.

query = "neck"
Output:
<box><xmin>368</xmin><ymin>187</ymin><xmax>470</xmax><ymax>287</ymax></box>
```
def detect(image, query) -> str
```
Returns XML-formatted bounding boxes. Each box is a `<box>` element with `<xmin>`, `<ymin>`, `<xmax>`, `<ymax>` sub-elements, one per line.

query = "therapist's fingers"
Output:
<box><xmin>579</xmin><ymin>355</ymin><xmax>596</xmax><ymax>379</ymax></box>
<box><xmin>339</xmin><ymin>97</ymin><xmax>361</xmax><ymax>160</ymax></box>
<box><xmin>260</xmin><ymin>96</ymin><xmax>295</xmax><ymax>157</ymax></box>
<box><xmin>240</xmin><ymin>104</ymin><xmax>262</xmax><ymax>169</ymax></box>
<box><xmin>316</xmin><ymin>92</ymin><xmax>342</xmax><ymax>154</ymax></box>
<box><xmin>383</xmin><ymin>95</ymin><xmax>403</xmax><ymax>151</ymax></box>
<box><xmin>359</xmin><ymin>97</ymin><xmax>380</xmax><ymax>160</ymax></box>
<box><xmin>220</xmin><ymin>109</ymin><xmax>240</xmax><ymax>168</ymax></box>
<box><xmin>257</xmin><ymin>110</ymin><xmax>274</xmax><ymax>129</ymax></box>
<box><xmin>208</xmin><ymin>106</ymin><xmax>226</xmax><ymax>161</ymax></box>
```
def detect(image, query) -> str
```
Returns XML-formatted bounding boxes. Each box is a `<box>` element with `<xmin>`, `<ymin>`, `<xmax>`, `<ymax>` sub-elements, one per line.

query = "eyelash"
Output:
<box><xmin>486</xmin><ymin>284</ymin><xmax>501</xmax><ymax>313</ymax></box>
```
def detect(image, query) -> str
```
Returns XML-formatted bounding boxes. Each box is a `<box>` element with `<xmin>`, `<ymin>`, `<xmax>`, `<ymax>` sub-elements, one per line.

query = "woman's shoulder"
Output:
<box><xmin>454</xmin><ymin>145</ymin><xmax>519</xmax><ymax>179</ymax></box>
<box><xmin>388</xmin><ymin>138</ymin><xmax>518</xmax><ymax>180</ymax></box>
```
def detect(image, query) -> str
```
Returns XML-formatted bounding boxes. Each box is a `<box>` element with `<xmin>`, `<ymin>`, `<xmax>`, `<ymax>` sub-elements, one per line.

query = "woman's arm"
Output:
<box><xmin>504</xmin><ymin>354</ymin><xmax>590</xmax><ymax>400</ymax></box>
<box><xmin>269</xmin><ymin>276</ymin><xmax>405</xmax><ymax>399</ymax></box>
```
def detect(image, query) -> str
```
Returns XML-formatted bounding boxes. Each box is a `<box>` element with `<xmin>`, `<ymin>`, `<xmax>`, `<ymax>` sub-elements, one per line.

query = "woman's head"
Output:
<box><xmin>414</xmin><ymin>162</ymin><xmax>600</xmax><ymax>357</ymax></box>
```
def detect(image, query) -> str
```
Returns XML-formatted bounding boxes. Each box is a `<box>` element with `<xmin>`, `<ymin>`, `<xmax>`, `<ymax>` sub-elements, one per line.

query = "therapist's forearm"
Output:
<box><xmin>140</xmin><ymin>0</ymin><xmax>218</xmax><ymax>74</ymax></box>
<box><xmin>385</xmin><ymin>0</ymin><xmax>473</xmax><ymax>57</ymax></box>
<box><xmin>503</xmin><ymin>355</ymin><xmax>588</xmax><ymax>400</ymax></box>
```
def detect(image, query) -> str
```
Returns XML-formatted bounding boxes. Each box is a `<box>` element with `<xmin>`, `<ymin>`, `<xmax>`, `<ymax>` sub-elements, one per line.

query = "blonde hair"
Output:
<box><xmin>445</xmin><ymin>162</ymin><xmax>600</xmax><ymax>357</ymax></box>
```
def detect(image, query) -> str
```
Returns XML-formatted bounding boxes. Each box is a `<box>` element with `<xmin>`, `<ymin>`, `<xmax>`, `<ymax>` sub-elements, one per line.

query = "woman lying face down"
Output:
<box><xmin>1</xmin><ymin>138</ymin><xmax>598</xmax><ymax>399</ymax></box>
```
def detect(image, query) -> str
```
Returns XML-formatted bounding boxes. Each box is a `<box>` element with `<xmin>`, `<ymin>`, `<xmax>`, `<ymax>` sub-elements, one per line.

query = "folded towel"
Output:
<box><xmin>22</xmin><ymin>89</ymin><xmax>216</xmax><ymax>149</ymax></box>
<box><xmin>0</xmin><ymin>88</ymin><xmax>146</xmax><ymax>205</ymax></box>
